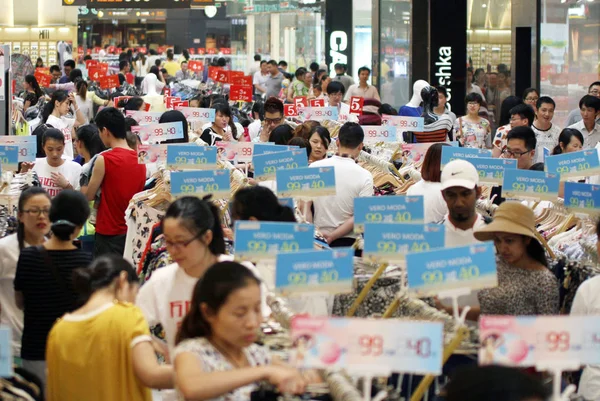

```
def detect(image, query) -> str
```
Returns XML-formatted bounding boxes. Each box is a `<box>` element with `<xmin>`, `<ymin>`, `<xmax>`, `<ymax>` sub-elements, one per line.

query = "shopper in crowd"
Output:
<box><xmin>287</xmin><ymin>68</ymin><xmax>312</xmax><ymax>101</ymax></box>
<box><xmin>22</xmin><ymin>75</ymin><xmax>44</xmax><ymax>112</ymax></box>
<box><xmin>231</xmin><ymin>186</ymin><xmax>296</xmax><ymax>223</ymax></box>
<box><xmin>444</xmin><ymin>365</ymin><xmax>549</xmax><ymax>401</ymax></box>
<box><xmin>59</xmin><ymin>59</ymin><xmax>76</xmax><ymax>84</ymax></box>
<box><xmin>175</xmin><ymin>60</ymin><xmax>196</xmax><ymax>81</ymax></box>
<box><xmin>14</xmin><ymin>190</ymin><xmax>91</xmax><ymax>387</ymax></box>
<box><xmin>163</xmin><ymin>49</ymin><xmax>181</xmax><ymax>77</ymax></box>
<box><xmin>159</xmin><ymin>110</ymin><xmax>190</xmax><ymax>144</ymax></box>
<box><xmin>332</xmin><ymin>63</ymin><xmax>354</xmax><ymax>93</ymax></box>
<box><xmin>552</xmin><ymin>128</ymin><xmax>584</xmax><ymax>155</ymax></box>
<box><xmin>466</xmin><ymin>67</ymin><xmax>484</xmax><ymax>99</ymax></box>
<box><xmin>253</xmin><ymin>60</ymin><xmax>269</xmax><ymax>98</ymax></box>
<box><xmin>474</xmin><ymin>202</ymin><xmax>559</xmax><ymax>316</ymax></box>
<box><xmin>496</xmin><ymin>70</ymin><xmax>511</xmax><ymax>105</ymax></box>
<box><xmin>0</xmin><ymin>188</ymin><xmax>50</xmax><ymax>364</ymax></box>
<box><xmin>406</xmin><ymin>143</ymin><xmax>449</xmax><ymax>224</ymax></box>
<box><xmin>265</xmin><ymin>60</ymin><xmax>284</xmax><ymax>99</ymax></box>
<box><xmin>433</xmin><ymin>86</ymin><xmax>457</xmax><ymax>124</ymax></box>
<box><xmin>141</xmin><ymin>66</ymin><xmax>167</xmax><ymax>95</ymax></box>
<box><xmin>174</xmin><ymin>262</ymin><xmax>306</xmax><ymax>400</ymax></box>
<box><xmin>35</xmin><ymin>57</ymin><xmax>44</xmax><ymax>68</ymax></box>
<box><xmin>345</xmin><ymin>66</ymin><xmax>380</xmax><ymax>101</ymax></box>
<box><xmin>454</xmin><ymin>93</ymin><xmax>491</xmax><ymax>149</ymax></box>
<box><xmin>568</xmin><ymin>94</ymin><xmax>600</xmax><ymax>148</ymax></box>
<box><xmin>312</xmin><ymin>68</ymin><xmax>327</xmax><ymax>87</ymax></box>
<box><xmin>134</xmin><ymin>52</ymin><xmax>149</xmax><ymax>78</ymax></box>
<box><xmin>46</xmin><ymin>256</ymin><xmax>173</xmax><ymax>401</ymax></box>
<box><xmin>531</xmin><ymin>96</ymin><xmax>561</xmax><ymax>163</ymax></box>
<box><xmin>522</xmin><ymin>87</ymin><xmax>540</xmax><ymax>114</ymax></box>
<box><xmin>254</xmin><ymin>97</ymin><xmax>284</xmax><ymax>143</ymax></box>
<box><xmin>326</xmin><ymin>81</ymin><xmax>345</xmax><ymax>110</ymax></box>
<box><xmin>27</xmin><ymin>129</ymin><xmax>82</xmax><ymax>197</ymax></box>
<box><xmin>74</xmin><ymin>79</ymin><xmax>93</xmax><ymax>125</ymax></box>
<box><xmin>76</xmin><ymin>125</ymin><xmax>106</xmax><ymax>223</ymax></box>
<box><xmin>565</xmin><ymin>81</ymin><xmax>600</xmax><ymax>127</ymax></box>
<box><xmin>503</xmin><ymin>126</ymin><xmax>538</xmax><ymax>170</ymax></box>
<box><xmin>293</xmin><ymin>120</ymin><xmax>320</xmax><ymax>140</ymax></box>
<box><xmin>492</xmin><ymin>102</ymin><xmax>534</xmax><ymax>157</ymax></box>
<box><xmin>247</xmin><ymin>101</ymin><xmax>264</xmax><ymax>141</ymax></box>
<box><xmin>485</xmin><ymin>72</ymin><xmax>500</xmax><ymax>124</ymax></box>
<box><xmin>308</xmin><ymin>122</ymin><xmax>373</xmax><ymax>247</ymax></box>
<box><xmin>306</xmin><ymin>126</ymin><xmax>330</xmax><ymax>163</ymax></box>
<box><xmin>49</xmin><ymin>65</ymin><xmax>62</xmax><ymax>84</ymax></box>
<box><xmin>439</xmin><ymin>160</ymin><xmax>488</xmax><ymax>247</ymax></box>
<box><xmin>249</xmin><ymin>54</ymin><xmax>261</xmax><ymax>76</ymax></box>
<box><xmin>123</xmin><ymin>97</ymin><xmax>145</xmax><ymax>112</ymax></box>
<box><xmin>84</xmin><ymin>107</ymin><xmax>146</xmax><ymax>256</ymax></box>
<box><xmin>268</xmin><ymin>124</ymin><xmax>294</xmax><ymax>146</ymax></box>
<box><xmin>201</xmin><ymin>103</ymin><xmax>237</xmax><ymax>146</ymax></box>
<box><xmin>278</xmin><ymin>60</ymin><xmax>288</xmax><ymax>73</ymax></box>
<box><xmin>117</xmin><ymin>60</ymin><xmax>130</xmax><ymax>86</ymax></box>
<box><xmin>40</xmin><ymin>90</ymin><xmax>86</xmax><ymax>159</ymax></box>
<box><xmin>474</xmin><ymin>68</ymin><xmax>487</xmax><ymax>94</ymax></box>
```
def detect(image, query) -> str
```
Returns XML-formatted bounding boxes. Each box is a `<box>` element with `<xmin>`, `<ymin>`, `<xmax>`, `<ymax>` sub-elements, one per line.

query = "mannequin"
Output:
<box><xmin>399</xmin><ymin>80</ymin><xmax>429</xmax><ymax>117</ymax></box>
<box><xmin>142</xmin><ymin>74</ymin><xmax>166</xmax><ymax>112</ymax></box>
<box><xmin>411</xmin><ymin>86</ymin><xmax>453</xmax><ymax>143</ymax></box>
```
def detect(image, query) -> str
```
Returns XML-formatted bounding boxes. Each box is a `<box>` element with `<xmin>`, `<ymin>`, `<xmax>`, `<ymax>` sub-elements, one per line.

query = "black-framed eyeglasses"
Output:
<box><xmin>264</xmin><ymin>117</ymin><xmax>283</xmax><ymax>124</ymax></box>
<box><xmin>165</xmin><ymin>233</ymin><xmax>201</xmax><ymax>250</ymax></box>
<box><xmin>22</xmin><ymin>208</ymin><xmax>50</xmax><ymax>216</ymax></box>
<box><xmin>502</xmin><ymin>148</ymin><xmax>532</xmax><ymax>158</ymax></box>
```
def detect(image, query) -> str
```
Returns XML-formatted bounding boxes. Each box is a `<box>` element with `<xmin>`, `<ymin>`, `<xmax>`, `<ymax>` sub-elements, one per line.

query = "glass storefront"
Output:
<box><xmin>540</xmin><ymin>0</ymin><xmax>600</xmax><ymax>128</ymax></box>
<box><xmin>467</xmin><ymin>0</ymin><xmax>512</xmax><ymax>73</ymax></box>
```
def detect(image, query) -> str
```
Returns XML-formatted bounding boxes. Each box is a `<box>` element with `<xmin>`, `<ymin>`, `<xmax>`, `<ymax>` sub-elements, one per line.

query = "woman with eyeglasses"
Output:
<box><xmin>14</xmin><ymin>190</ymin><xmax>91</xmax><ymax>388</ymax></box>
<box><xmin>453</xmin><ymin>93</ymin><xmax>491</xmax><ymax>149</ymax></box>
<box><xmin>522</xmin><ymin>88</ymin><xmax>540</xmax><ymax>114</ymax></box>
<box><xmin>0</xmin><ymin>188</ymin><xmax>51</xmax><ymax>366</ymax></box>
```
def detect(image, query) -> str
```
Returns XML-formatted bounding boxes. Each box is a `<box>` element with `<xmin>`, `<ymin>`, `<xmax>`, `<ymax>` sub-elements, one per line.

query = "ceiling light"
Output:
<box><xmin>482</xmin><ymin>3</ymin><xmax>487</xmax><ymax>7</ymax></box>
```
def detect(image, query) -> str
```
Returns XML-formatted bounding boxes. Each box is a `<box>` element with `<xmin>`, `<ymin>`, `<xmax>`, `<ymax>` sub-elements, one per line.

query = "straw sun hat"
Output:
<box><xmin>474</xmin><ymin>202</ymin><xmax>537</xmax><ymax>242</ymax></box>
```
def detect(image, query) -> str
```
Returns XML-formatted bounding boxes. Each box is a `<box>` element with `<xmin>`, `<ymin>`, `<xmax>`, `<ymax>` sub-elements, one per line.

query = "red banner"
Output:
<box><xmin>197</xmin><ymin>48</ymin><xmax>206</xmax><ymax>55</ymax></box>
<box><xmin>232</xmin><ymin>75</ymin><xmax>253</xmax><ymax>86</ymax></box>
<box><xmin>284</xmin><ymin>104</ymin><xmax>298</xmax><ymax>117</ymax></box>
<box><xmin>188</xmin><ymin>60</ymin><xmax>204</xmax><ymax>73</ymax></box>
<box><xmin>35</xmin><ymin>67</ymin><xmax>50</xmax><ymax>75</ymax></box>
<box><xmin>34</xmin><ymin>72</ymin><xmax>52</xmax><ymax>87</ymax></box>
<box><xmin>206</xmin><ymin>48</ymin><xmax>217</xmax><ymax>55</ymax></box>
<box><xmin>164</xmin><ymin>87</ymin><xmax>171</xmax><ymax>97</ymax></box>
<box><xmin>310</xmin><ymin>98</ymin><xmax>326</xmax><ymax>107</ymax></box>
<box><xmin>208</xmin><ymin>67</ymin><xmax>222</xmax><ymax>81</ymax></box>
<box><xmin>221</xmin><ymin>48</ymin><xmax>232</xmax><ymax>55</ymax></box>
<box><xmin>229</xmin><ymin>85</ymin><xmax>253</xmax><ymax>103</ymax></box>
<box><xmin>88</xmin><ymin>67</ymin><xmax>106</xmax><ymax>82</ymax></box>
<box><xmin>228</xmin><ymin>71</ymin><xmax>244</xmax><ymax>84</ymax></box>
<box><xmin>85</xmin><ymin>59</ymin><xmax>99</xmax><ymax>69</ymax></box>
<box><xmin>188</xmin><ymin>48</ymin><xmax>196</xmax><ymax>55</ymax></box>
<box><xmin>172</xmin><ymin>100</ymin><xmax>189</xmax><ymax>108</ymax></box>
<box><xmin>349</xmin><ymin>96</ymin><xmax>364</xmax><ymax>115</ymax></box>
<box><xmin>215</xmin><ymin>70</ymin><xmax>230</xmax><ymax>83</ymax></box>
<box><xmin>99</xmin><ymin>75</ymin><xmax>120</xmax><ymax>90</ymax></box>
<box><xmin>164</xmin><ymin>96</ymin><xmax>181</xmax><ymax>109</ymax></box>
<box><xmin>98</xmin><ymin>62</ymin><xmax>109</xmax><ymax>72</ymax></box>
<box><xmin>294</xmin><ymin>96</ymin><xmax>308</xmax><ymax>108</ymax></box>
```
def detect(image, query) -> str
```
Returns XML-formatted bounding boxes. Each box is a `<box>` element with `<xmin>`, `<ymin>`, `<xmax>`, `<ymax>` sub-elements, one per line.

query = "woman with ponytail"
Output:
<box><xmin>0</xmin><ymin>188</ymin><xmax>50</xmax><ymax>364</ymax></box>
<box><xmin>42</xmin><ymin>90</ymin><xmax>86</xmax><ymax>159</ymax></box>
<box><xmin>46</xmin><ymin>255</ymin><xmax>173</xmax><ymax>401</ymax></box>
<box><xmin>231</xmin><ymin>186</ymin><xmax>296</xmax><ymax>222</ymax></box>
<box><xmin>552</xmin><ymin>128</ymin><xmax>584</xmax><ymax>155</ymax></box>
<box><xmin>22</xmin><ymin>75</ymin><xmax>44</xmax><ymax>112</ymax></box>
<box><xmin>174</xmin><ymin>262</ymin><xmax>306</xmax><ymax>401</ymax></box>
<box><xmin>14</xmin><ymin>190</ymin><xmax>91</xmax><ymax>387</ymax></box>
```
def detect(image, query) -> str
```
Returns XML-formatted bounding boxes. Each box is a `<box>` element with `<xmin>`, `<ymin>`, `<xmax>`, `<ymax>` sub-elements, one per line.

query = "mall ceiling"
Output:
<box><xmin>468</xmin><ymin>0</ymin><xmax>512</xmax><ymax>29</ymax></box>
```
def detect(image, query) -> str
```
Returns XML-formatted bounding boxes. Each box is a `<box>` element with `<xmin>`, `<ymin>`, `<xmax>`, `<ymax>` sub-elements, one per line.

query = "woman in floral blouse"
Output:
<box><xmin>453</xmin><ymin>93</ymin><xmax>491</xmax><ymax>148</ymax></box>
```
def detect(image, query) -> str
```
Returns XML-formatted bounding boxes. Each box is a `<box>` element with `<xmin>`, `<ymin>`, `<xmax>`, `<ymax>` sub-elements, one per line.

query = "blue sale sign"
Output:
<box><xmin>275</xmin><ymin>248</ymin><xmax>354</xmax><ymax>296</ymax></box>
<box><xmin>277</xmin><ymin>166</ymin><xmax>336</xmax><ymax>198</ymax></box>
<box><xmin>564</xmin><ymin>182</ymin><xmax>600</xmax><ymax>215</ymax></box>
<box><xmin>440</xmin><ymin>147</ymin><xmax>492</xmax><ymax>169</ymax></box>
<box><xmin>234</xmin><ymin>221</ymin><xmax>314</xmax><ymax>262</ymax></box>
<box><xmin>0</xmin><ymin>327</ymin><xmax>12</xmax><ymax>377</ymax></box>
<box><xmin>253</xmin><ymin>150</ymin><xmax>309</xmax><ymax>181</ymax></box>
<box><xmin>166</xmin><ymin>145</ymin><xmax>218</xmax><ymax>170</ymax></box>
<box><xmin>0</xmin><ymin>146</ymin><xmax>19</xmax><ymax>171</ymax></box>
<box><xmin>354</xmin><ymin>195</ymin><xmax>424</xmax><ymax>233</ymax></box>
<box><xmin>0</xmin><ymin>136</ymin><xmax>36</xmax><ymax>162</ymax></box>
<box><xmin>471</xmin><ymin>157</ymin><xmax>517</xmax><ymax>185</ymax></box>
<box><xmin>545</xmin><ymin>149</ymin><xmax>600</xmax><ymax>181</ymax></box>
<box><xmin>363</xmin><ymin>223</ymin><xmax>445</xmax><ymax>263</ymax></box>
<box><xmin>254</xmin><ymin>143</ymin><xmax>298</xmax><ymax>156</ymax></box>
<box><xmin>405</xmin><ymin>242</ymin><xmax>497</xmax><ymax>297</ymax></box>
<box><xmin>502</xmin><ymin>169</ymin><xmax>559</xmax><ymax>202</ymax></box>
<box><xmin>170</xmin><ymin>170</ymin><xmax>231</xmax><ymax>199</ymax></box>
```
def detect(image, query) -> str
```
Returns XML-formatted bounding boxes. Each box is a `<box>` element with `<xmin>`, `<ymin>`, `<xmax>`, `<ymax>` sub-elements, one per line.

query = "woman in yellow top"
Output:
<box><xmin>46</xmin><ymin>255</ymin><xmax>173</xmax><ymax>401</ymax></box>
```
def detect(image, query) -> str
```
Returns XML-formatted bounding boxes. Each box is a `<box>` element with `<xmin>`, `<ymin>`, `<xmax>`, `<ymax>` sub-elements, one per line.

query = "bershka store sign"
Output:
<box><xmin>325</xmin><ymin>0</ymin><xmax>352</xmax><ymax>77</ymax></box>
<box><xmin>430</xmin><ymin>0</ymin><xmax>467</xmax><ymax>116</ymax></box>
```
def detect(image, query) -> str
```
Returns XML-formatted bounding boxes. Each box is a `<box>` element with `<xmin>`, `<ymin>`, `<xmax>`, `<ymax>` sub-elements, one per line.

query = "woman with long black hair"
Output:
<box><xmin>41</xmin><ymin>90</ymin><xmax>86</xmax><ymax>159</ymax></box>
<box><xmin>22</xmin><ymin>75</ymin><xmax>44</xmax><ymax>112</ymax></box>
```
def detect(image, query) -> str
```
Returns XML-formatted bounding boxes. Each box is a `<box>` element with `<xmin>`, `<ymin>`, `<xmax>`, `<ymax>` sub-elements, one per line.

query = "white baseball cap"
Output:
<box><xmin>441</xmin><ymin>160</ymin><xmax>479</xmax><ymax>190</ymax></box>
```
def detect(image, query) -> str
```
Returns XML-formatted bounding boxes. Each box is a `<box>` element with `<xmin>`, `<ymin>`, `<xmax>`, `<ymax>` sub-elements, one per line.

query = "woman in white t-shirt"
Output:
<box><xmin>74</xmin><ymin>79</ymin><xmax>94</xmax><ymax>125</ymax></box>
<box><xmin>42</xmin><ymin>90</ymin><xmax>86</xmax><ymax>160</ymax></box>
<box><xmin>28</xmin><ymin>129</ymin><xmax>82</xmax><ymax>198</ymax></box>
<box><xmin>0</xmin><ymin>187</ymin><xmax>50</xmax><ymax>360</ymax></box>
<box><xmin>135</xmin><ymin>53</ymin><xmax>150</xmax><ymax>78</ymax></box>
<box><xmin>406</xmin><ymin>143</ymin><xmax>449</xmax><ymax>223</ymax></box>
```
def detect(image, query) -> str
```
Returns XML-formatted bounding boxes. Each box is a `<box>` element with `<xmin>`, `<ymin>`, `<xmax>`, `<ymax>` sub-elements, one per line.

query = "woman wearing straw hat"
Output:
<box><xmin>473</xmin><ymin>202</ymin><xmax>559</xmax><ymax>317</ymax></box>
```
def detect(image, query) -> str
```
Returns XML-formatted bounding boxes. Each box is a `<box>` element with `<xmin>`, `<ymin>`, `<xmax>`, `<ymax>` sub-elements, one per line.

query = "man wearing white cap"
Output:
<box><xmin>439</xmin><ymin>159</ymin><xmax>489</xmax><ymax>248</ymax></box>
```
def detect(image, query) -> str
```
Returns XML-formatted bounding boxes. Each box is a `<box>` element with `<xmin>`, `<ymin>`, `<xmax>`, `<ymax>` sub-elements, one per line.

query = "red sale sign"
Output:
<box><xmin>284</xmin><ymin>104</ymin><xmax>298</xmax><ymax>117</ymax></box>
<box><xmin>35</xmin><ymin>67</ymin><xmax>50</xmax><ymax>75</ymax></box>
<box><xmin>164</xmin><ymin>87</ymin><xmax>171</xmax><ymax>97</ymax></box>
<box><xmin>34</xmin><ymin>72</ymin><xmax>52</xmax><ymax>87</ymax></box>
<box><xmin>208</xmin><ymin>67</ymin><xmax>221</xmax><ymax>81</ymax></box>
<box><xmin>172</xmin><ymin>100</ymin><xmax>189</xmax><ymax>108</ymax></box>
<box><xmin>164</xmin><ymin>96</ymin><xmax>181</xmax><ymax>109</ymax></box>
<box><xmin>99</xmin><ymin>75</ymin><xmax>120</xmax><ymax>90</ymax></box>
<box><xmin>98</xmin><ymin>62</ymin><xmax>109</xmax><ymax>72</ymax></box>
<box><xmin>294</xmin><ymin>96</ymin><xmax>308</xmax><ymax>108</ymax></box>
<box><xmin>310</xmin><ymin>98</ymin><xmax>325</xmax><ymax>107</ymax></box>
<box><xmin>85</xmin><ymin>60</ymin><xmax>99</xmax><ymax>69</ymax></box>
<box><xmin>229</xmin><ymin>85</ymin><xmax>253</xmax><ymax>102</ymax></box>
<box><xmin>188</xmin><ymin>60</ymin><xmax>204</xmax><ymax>73</ymax></box>
<box><xmin>221</xmin><ymin>48</ymin><xmax>232</xmax><ymax>55</ymax></box>
<box><xmin>350</xmin><ymin>97</ymin><xmax>364</xmax><ymax>115</ymax></box>
<box><xmin>197</xmin><ymin>48</ymin><xmax>206</xmax><ymax>55</ymax></box>
<box><xmin>207</xmin><ymin>48</ymin><xmax>217</xmax><ymax>55</ymax></box>
<box><xmin>88</xmin><ymin>67</ymin><xmax>106</xmax><ymax>82</ymax></box>
<box><xmin>232</xmin><ymin>75</ymin><xmax>253</xmax><ymax>86</ymax></box>
<box><xmin>215</xmin><ymin>70</ymin><xmax>230</xmax><ymax>84</ymax></box>
<box><xmin>228</xmin><ymin>71</ymin><xmax>244</xmax><ymax>84</ymax></box>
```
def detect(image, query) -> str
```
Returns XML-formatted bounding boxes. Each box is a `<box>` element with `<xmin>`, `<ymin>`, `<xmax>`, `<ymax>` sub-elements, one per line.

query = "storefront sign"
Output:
<box><xmin>470</xmin><ymin>157</ymin><xmax>517</xmax><ymax>186</ymax></box>
<box><xmin>479</xmin><ymin>315</ymin><xmax>600</xmax><ymax>367</ymax></box>
<box><xmin>166</xmin><ymin>145</ymin><xmax>217</xmax><ymax>170</ymax></box>
<box><xmin>126</xmin><ymin>111</ymin><xmax>163</xmax><ymax>125</ymax></box>
<box><xmin>0</xmin><ymin>146</ymin><xmax>19</xmax><ymax>171</ymax></box>
<box><xmin>363</xmin><ymin>223</ymin><xmax>444</xmax><ymax>263</ymax></box>
<box><xmin>131</xmin><ymin>121</ymin><xmax>185</xmax><ymax>143</ymax></box>
<box><xmin>545</xmin><ymin>149</ymin><xmax>600</xmax><ymax>181</ymax></box>
<box><xmin>0</xmin><ymin>136</ymin><xmax>36</xmax><ymax>162</ymax></box>
<box><xmin>325</xmin><ymin>0</ymin><xmax>352</xmax><ymax>77</ymax></box>
<box><xmin>502</xmin><ymin>169</ymin><xmax>560</xmax><ymax>202</ymax></box>
<box><xmin>170</xmin><ymin>170</ymin><xmax>230</xmax><ymax>199</ymax></box>
<box><xmin>297</xmin><ymin>107</ymin><xmax>339</xmax><ymax>122</ymax></box>
<box><xmin>137</xmin><ymin>144</ymin><xmax>167</xmax><ymax>165</ymax></box>
<box><xmin>233</xmin><ymin>221</ymin><xmax>314</xmax><ymax>262</ymax></box>
<box><xmin>275</xmin><ymin>248</ymin><xmax>354</xmax><ymax>296</ymax></box>
<box><xmin>175</xmin><ymin>106</ymin><xmax>215</xmax><ymax>122</ymax></box>
<box><xmin>252</xmin><ymin>150</ymin><xmax>309</xmax><ymax>181</ymax></box>
<box><xmin>405</xmin><ymin>242</ymin><xmax>497</xmax><ymax>297</ymax></box>
<box><xmin>87</xmin><ymin>0</ymin><xmax>190</xmax><ymax>8</ymax></box>
<box><xmin>362</xmin><ymin>126</ymin><xmax>398</xmax><ymax>144</ymax></box>
<box><xmin>216</xmin><ymin>142</ymin><xmax>254</xmax><ymax>163</ymax></box>
<box><xmin>354</xmin><ymin>195</ymin><xmax>424</xmax><ymax>233</ymax></box>
<box><xmin>291</xmin><ymin>317</ymin><xmax>443</xmax><ymax>375</ymax></box>
<box><xmin>276</xmin><ymin>166</ymin><xmax>336</xmax><ymax>198</ymax></box>
<box><xmin>565</xmin><ymin>182</ymin><xmax>600</xmax><ymax>215</ymax></box>
<box><xmin>440</xmin><ymin>147</ymin><xmax>492</xmax><ymax>169</ymax></box>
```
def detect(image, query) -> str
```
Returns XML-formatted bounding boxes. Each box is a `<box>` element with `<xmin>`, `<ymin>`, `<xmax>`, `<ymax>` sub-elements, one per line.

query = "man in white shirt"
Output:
<box><xmin>344</xmin><ymin>66</ymin><xmax>380</xmax><ymax>101</ymax></box>
<box><xmin>439</xmin><ymin>160</ymin><xmax>488</xmax><ymax>248</ymax></box>
<box><xmin>253</xmin><ymin>60</ymin><xmax>269</xmax><ymax>98</ymax></box>
<box><xmin>532</xmin><ymin>96</ymin><xmax>561</xmax><ymax>163</ymax></box>
<box><xmin>248</xmin><ymin>54</ymin><xmax>261</xmax><ymax>76</ymax></box>
<box><xmin>568</xmin><ymin>95</ymin><xmax>600</xmax><ymax>149</ymax></box>
<box><xmin>175</xmin><ymin>61</ymin><xmax>195</xmax><ymax>81</ymax></box>
<box><xmin>310</xmin><ymin>122</ymin><xmax>374</xmax><ymax>247</ymax></box>
<box><xmin>565</xmin><ymin>81</ymin><xmax>600</xmax><ymax>127</ymax></box>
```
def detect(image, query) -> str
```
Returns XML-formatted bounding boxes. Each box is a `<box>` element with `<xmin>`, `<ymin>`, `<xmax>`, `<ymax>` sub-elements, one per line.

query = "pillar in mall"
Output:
<box><xmin>512</xmin><ymin>0</ymin><xmax>540</xmax><ymax>98</ymax></box>
<box><xmin>325</xmin><ymin>0</ymin><xmax>352</xmax><ymax>76</ymax></box>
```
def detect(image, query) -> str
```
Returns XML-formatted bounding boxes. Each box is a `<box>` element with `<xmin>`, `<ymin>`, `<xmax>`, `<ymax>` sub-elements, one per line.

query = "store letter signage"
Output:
<box><xmin>325</xmin><ymin>0</ymin><xmax>352</xmax><ymax>76</ymax></box>
<box><xmin>328</xmin><ymin>31</ymin><xmax>348</xmax><ymax>74</ymax></box>
<box><xmin>435</xmin><ymin>47</ymin><xmax>452</xmax><ymax>101</ymax></box>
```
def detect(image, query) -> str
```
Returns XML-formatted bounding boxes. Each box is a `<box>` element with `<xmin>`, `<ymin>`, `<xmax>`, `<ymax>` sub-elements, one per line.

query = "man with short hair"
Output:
<box><xmin>278</xmin><ymin>60</ymin><xmax>288</xmax><ymax>73</ymax></box>
<box><xmin>568</xmin><ymin>95</ymin><xmax>600</xmax><ymax>149</ymax></box>
<box><xmin>254</xmin><ymin>97</ymin><xmax>284</xmax><ymax>143</ymax></box>
<box><xmin>175</xmin><ymin>60</ymin><xmax>195</xmax><ymax>81</ymax></box>
<box><xmin>49</xmin><ymin>65</ymin><xmax>62</xmax><ymax>84</ymax></box>
<box><xmin>249</xmin><ymin>54</ymin><xmax>261</xmax><ymax>76</ymax></box>
<box><xmin>253</xmin><ymin>60</ymin><xmax>269</xmax><ymax>98</ymax></box>
<box><xmin>327</xmin><ymin>81</ymin><xmax>357</xmax><ymax>122</ymax></box>
<box><xmin>565</xmin><ymin>81</ymin><xmax>600</xmax><ymax>127</ymax></box>
<box><xmin>265</xmin><ymin>60</ymin><xmax>284</xmax><ymax>99</ymax></box>
<box><xmin>532</xmin><ymin>96</ymin><xmax>561</xmax><ymax>163</ymax></box>
<box><xmin>504</xmin><ymin>126</ymin><xmax>538</xmax><ymax>170</ymax></box>
<box><xmin>59</xmin><ymin>60</ymin><xmax>75</xmax><ymax>84</ymax></box>
<box><xmin>333</xmin><ymin>63</ymin><xmax>355</xmax><ymax>93</ymax></box>
<box><xmin>84</xmin><ymin>107</ymin><xmax>146</xmax><ymax>256</ymax></box>
<box><xmin>492</xmin><ymin>104</ymin><xmax>535</xmax><ymax>157</ymax></box>
<box><xmin>310</xmin><ymin>122</ymin><xmax>374</xmax><ymax>248</ymax></box>
<box><xmin>117</xmin><ymin>60</ymin><xmax>130</xmax><ymax>86</ymax></box>
<box><xmin>345</xmin><ymin>66</ymin><xmax>380</xmax><ymax>101</ymax></box>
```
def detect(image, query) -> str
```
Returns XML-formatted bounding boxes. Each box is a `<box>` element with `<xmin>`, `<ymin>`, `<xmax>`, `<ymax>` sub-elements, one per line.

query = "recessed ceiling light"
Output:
<box><xmin>482</xmin><ymin>3</ymin><xmax>487</xmax><ymax>7</ymax></box>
